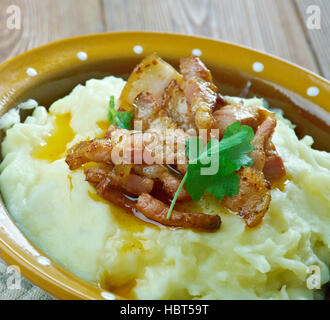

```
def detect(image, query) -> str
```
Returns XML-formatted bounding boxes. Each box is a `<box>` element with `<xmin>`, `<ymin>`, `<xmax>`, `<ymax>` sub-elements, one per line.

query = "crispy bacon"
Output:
<box><xmin>134</xmin><ymin>91</ymin><xmax>178</xmax><ymax>132</ymax></box>
<box><xmin>66</xmin><ymin>138</ymin><xmax>113</xmax><ymax>170</ymax></box>
<box><xmin>65</xmin><ymin>54</ymin><xmax>287</xmax><ymax>231</ymax></box>
<box><xmin>119</xmin><ymin>54</ymin><xmax>183</xmax><ymax>110</ymax></box>
<box><xmin>133</xmin><ymin>92</ymin><xmax>191</xmax><ymax>200</ymax></box>
<box><xmin>66</xmin><ymin>125</ymin><xmax>188</xmax><ymax>170</ymax></box>
<box><xmin>98</xmin><ymin>186</ymin><xmax>137</xmax><ymax>215</ymax></box>
<box><xmin>263</xmin><ymin>154</ymin><xmax>286</xmax><ymax>183</ymax></box>
<box><xmin>136</xmin><ymin>193</ymin><xmax>221</xmax><ymax>231</ymax></box>
<box><xmin>180</xmin><ymin>56</ymin><xmax>212</xmax><ymax>82</ymax></box>
<box><xmin>133</xmin><ymin>165</ymin><xmax>191</xmax><ymax>201</ymax></box>
<box><xmin>222</xmin><ymin>167</ymin><xmax>271</xmax><ymax>228</ymax></box>
<box><xmin>249</xmin><ymin>117</ymin><xmax>277</xmax><ymax>171</ymax></box>
<box><xmin>180</xmin><ymin>56</ymin><xmax>217</xmax><ymax>130</ymax></box>
<box><xmin>213</xmin><ymin>104</ymin><xmax>260</xmax><ymax>136</ymax></box>
<box><xmin>263</xmin><ymin>141</ymin><xmax>286</xmax><ymax>183</ymax></box>
<box><xmin>162</xmin><ymin>80</ymin><xmax>196</xmax><ymax>131</ymax></box>
<box><xmin>213</xmin><ymin>104</ymin><xmax>285</xmax><ymax>184</ymax></box>
<box><xmin>85</xmin><ymin>167</ymin><xmax>154</xmax><ymax>195</ymax></box>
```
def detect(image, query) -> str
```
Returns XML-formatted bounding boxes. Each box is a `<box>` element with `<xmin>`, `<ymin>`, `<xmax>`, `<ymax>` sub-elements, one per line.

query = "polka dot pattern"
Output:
<box><xmin>101</xmin><ymin>291</ymin><xmax>116</xmax><ymax>300</ymax></box>
<box><xmin>133</xmin><ymin>45</ymin><xmax>143</xmax><ymax>54</ymax></box>
<box><xmin>77</xmin><ymin>51</ymin><xmax>88</xmax><ymax>61</ymax></box>
<box><xmin>192</xmin><ymin>48</ymin><xmax>202</xmax><ymax>57</ymax></box>
<box><xmin>26</xmin><ymin>68</ymin><xmax>37</xmax><ymax>77</ymax></box>
<box><xmin>37</xmin><ymin>256</ymin><xmax>51</xmax><ymax>266</ymax></box>
<box><xmin>307</xmin><ymin>86</ymin><xmax>320</xmax><ymax>97</ymax></box>
<box><xmin>252</xmin><ymin>62</ymin><xmax>264</xmax><ymax>73</ymax></box>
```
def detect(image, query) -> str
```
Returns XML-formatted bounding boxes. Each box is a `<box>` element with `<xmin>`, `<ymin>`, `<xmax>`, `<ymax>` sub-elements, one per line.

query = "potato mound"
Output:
<box><xmin>0</xmin><ymin>76</ymin><xmax>329</xmax><ymax>299</ymax></box>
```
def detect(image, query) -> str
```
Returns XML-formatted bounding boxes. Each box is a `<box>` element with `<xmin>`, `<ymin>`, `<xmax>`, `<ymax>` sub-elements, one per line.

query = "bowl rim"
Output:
<box><xmin>0</xmin><ymin>31</ymin><xmax>329</xmax><ymax>300</ymax></box>
<box><xmin>0</xmin><ymin>30</ymin><xmax>329</xmax><ymax>84</ymax></box>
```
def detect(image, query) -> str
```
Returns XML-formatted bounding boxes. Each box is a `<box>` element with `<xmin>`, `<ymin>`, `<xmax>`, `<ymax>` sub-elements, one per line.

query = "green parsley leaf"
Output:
<box><xmin>166</xmin><ymin>121</ymin><xmax>255</xmax><ymax>219</ymax></box>
<box><xmin>108</xmin><ymin>96</ymin><xmax>132</xmax><ymax>129</ymax></box>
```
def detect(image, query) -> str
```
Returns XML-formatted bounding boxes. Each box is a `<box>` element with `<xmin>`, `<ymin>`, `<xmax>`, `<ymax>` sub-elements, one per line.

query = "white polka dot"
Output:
<box><xmin>77</xmin><ymin>51</ymin><xmax>88</xmax><ymax>61</ymax></box>
<box><xmin>252</xmin><ymin>62</ymin><xmax>264</xmax><ymax>73</ymax></box>
<box><xmin>37</xmin><ymin>256</ymin><xmax>51</xmax><ymax>266</ymax></box>
<box><xmin>26</xmin><ymin>68</ymin><xmax>37</xmax><ymax>77</ymax></box>
<box><xmin>192</xmin><ymin>48</ymin><xmax>202</xmax><ymax>57</ymax></box>
<box><xmin>133</xmin><ymin>45</ymin><xmax>143</xmax><ymax>54</ymax></box>
<box><xmin>101</xmin><ymin>292</ymin><xmax>116</xmax><ymax>300</ymax></box>
<box><xmin>307</xmin><ymin>86</ymin><xmax>319</xmax><ymax>97</ymax></box>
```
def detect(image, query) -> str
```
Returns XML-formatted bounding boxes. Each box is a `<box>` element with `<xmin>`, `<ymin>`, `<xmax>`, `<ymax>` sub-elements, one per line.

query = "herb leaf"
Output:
<box><xmin>166</xmin><ymin>121</ymin><xmax>255</xmax><ymax>219</ymax></box>
<box><xmin>186</xmin><ymin>122</ymin><xmax>254</xmax><ymax>201</ymax></box>
<box><xmin>108</xmin><ymin>96</ymin><xmax>132</xmax><ymax>129</ymax></box>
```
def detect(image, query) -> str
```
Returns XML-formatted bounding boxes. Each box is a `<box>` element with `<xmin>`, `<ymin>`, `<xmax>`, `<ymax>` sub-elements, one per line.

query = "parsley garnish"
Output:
<box><xmin>108</xmin><ymin>96</ymin><xmax>132</xmax><ymax>129</ymax></box>
<box><xmin>167</xmin><ymin>122</ymin><xmax>255</xmax><ymax>219</ymax></box>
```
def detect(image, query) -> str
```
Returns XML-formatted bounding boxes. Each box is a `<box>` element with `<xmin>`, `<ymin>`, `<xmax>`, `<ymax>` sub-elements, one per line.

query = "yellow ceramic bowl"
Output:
<box><xmin>0</xmin><ymin>32</ymin><xmax>329</xmax><ymax>300</ymax></box>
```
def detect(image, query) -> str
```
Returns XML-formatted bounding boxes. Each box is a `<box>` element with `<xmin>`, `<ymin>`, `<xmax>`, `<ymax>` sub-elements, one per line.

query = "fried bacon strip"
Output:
<box><xmin>65</xmin><ymin>54</ymin><xmax>288</xmax><ymax>231</ymax></box>
<box><xmin>250</xmin><ymin>117</ymin><xmax>277</xmax><ymax>171</ymax></box>
<box><xmin>134</xmin><ymin>91</ymin><xmax>178</xmax><ymax>132</ymax></box>
<box><xmin>66</xmin><ymin>126</ymin><xmax>188</xmax><ymax>170</ymax></box>
<box><xmin>88</xmin><ymin>168</ymin><xmax>219</xmax><ymax>231</ymax></box>
<box><xmin>213</xmin><ymin>104</ymin><xmax>261</xmax><ymax>136</ymax></box>
<box><xmin>66</xmin><ymin>138</ymin><xmax>113</xmax><ymax>170</ymax></box>
<box><xmin>98</xmin><ymin>186</ymin><xmax>137</xmax><ymax>215</ymax></box>
<box><xmin>263</xmin><ymin>141</ymin><xmax>286</xmax><ymax>183</ymax></box>
<box><xmin>162</xmin><ymin>80</ymin><xmax>196</xmax><ymax>132</ymax></box>
<box><xmin>136</xmin><ymin>193</ymin><xmax>221</xmax><ymax>231</ymax></box>
<box><xmin>133</xmin><ymin>165</ymin><xmax>191</xmax><ymax>202</ymax></box>
<box><xmin>249</xmin><ymin>117</ymin><xmax>286</xmax><ymax>182</ymax></box>
<box><xmin>133</xmin><ymin>92</ymin><xmax>190</xmax><ymax>200</ymax></box>
<box><xmin>213</xmin><ymin>103</ymin><xmax>286</xmax><ymax>184</ymax></box>
<box><xmin>180</xmin><ymin>56</ymin><xmax>212</xmax><ymax>82</ymax></box>
<box><xmin>119</xmin><ymin>53</ymin><xmax>183</xmax><ymax>110</ymax></box>
<box><xmin>180</xmin><ymin>56</ymin><xmax>218</xmax><ymax>130</ymax></box>
<box><xmin>222</xmin><ymin>167</ymin><xmax>271</xmax><ymax>228</ymax></box>
<box><xmin>85</xmin><ymin>167</ymin><xmax>154</xmax><ymax>196</ymax></box>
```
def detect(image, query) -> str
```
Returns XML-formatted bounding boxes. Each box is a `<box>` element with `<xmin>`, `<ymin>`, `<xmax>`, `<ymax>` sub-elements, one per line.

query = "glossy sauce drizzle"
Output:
<box><xmin>96</xmin><ymin>120</ymin><xmax>110</xmax><ymax>138</ymax></box>
<box><xmin>88</xmin><ymin>190</ymin><xmax>152</xmax><ymax>299</ymax></box>
<box><xmin>31</xmin><ymin>113</ymin><xmax>75</xmax><ymax>161</ymax></box>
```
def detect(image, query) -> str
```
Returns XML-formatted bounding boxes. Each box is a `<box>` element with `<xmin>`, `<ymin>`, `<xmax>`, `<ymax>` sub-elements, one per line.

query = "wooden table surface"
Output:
<box><xmin>0</xmin><ymin>0</ymin><xmax>329</xmax><ymax>79</ymax></box>
<box><xmin>0</xmin><ymin>0</ymin><xmax>329</xmax><ymax>300</ymax></box>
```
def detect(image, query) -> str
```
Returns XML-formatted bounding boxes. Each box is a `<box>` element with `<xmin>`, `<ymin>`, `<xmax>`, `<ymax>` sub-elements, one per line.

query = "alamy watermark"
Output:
<box><xmin>2</xmin><ymin>4</ymin><xmax>322</xmax><ymax>31</ymax></box>
<box><xmin>102</xmin><ymin>123</ymin><xmax>222</xmax><ymax>175</ymax></box>
<box><xmin>306</xmin><ymin>5</ymin><xmax>321</xmax><ymax>30</ymax></box>
<box><xmin>4</xmin><ymin>4</ymin><xmax>21</xmax><ymax>30</ymax></box>
<box><xmin>0</xmin><ymin>261</ymin><xmax>21</xmax><ymax>290</ymax></box>
<box><xmin>306</xmin><ymin>264</ymin><xmax>321</xmax><ymax>290</ymax></box>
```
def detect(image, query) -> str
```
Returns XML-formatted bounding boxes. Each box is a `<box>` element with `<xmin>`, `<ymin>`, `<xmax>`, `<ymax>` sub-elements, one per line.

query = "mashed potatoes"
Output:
<box><xmin>0</xmin><ymin>76</ymin><xmax>329</xmax><ymax>299</ymax></box>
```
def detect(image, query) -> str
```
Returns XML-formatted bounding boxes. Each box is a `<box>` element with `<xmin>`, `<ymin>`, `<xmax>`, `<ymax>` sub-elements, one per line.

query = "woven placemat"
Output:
<box><xmin>0</xmin><ymin>257</ymin><xmax>53</xmax><ymax>300</ymax></box>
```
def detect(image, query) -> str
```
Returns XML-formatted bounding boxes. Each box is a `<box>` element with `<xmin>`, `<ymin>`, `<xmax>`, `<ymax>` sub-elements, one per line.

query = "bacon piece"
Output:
<box><xmin>222</xmin><ymin>167</ymin><xmax>271</xmax><ymax>228</ymax></box>
<box><xmin>119</xmin><ymin>54</ymin><xmax>183</xmax><ymax>110</ymax></box>
<box><xmin>250</xmin><ymin>117</ymin><xmax>277</xmax><ymax>171</ymax></box>
<box><xmin>136</xmin><ymin>193</ymin><xmax>221</xmax><ymax>231</ymax></box>
<box><xmin>85</xmin><ymin>167</ymin><xmax>154</xmax><ymax>195</ymax></box>
<box><xmin>133</xmin><ymin>92</ymin><xmax>191</xmax><ymax>200</ymax></box>
<box><xmin>213</xmin><ymin>104</ymin><xmax>260</xmax><ymax>136</ymax></box>
<box><xmin>263</xmin><ymin>141</ymin><xmax>286</xmax><ymax>183</ymax></box>
<box><xmin>134</xmin><ymin>92</ymin><xmax>178</xmax><ymax>132</ymax></box>
<box><xmin>180</xmin><ymin>56</ymin><xmax>212</xmax><ymax>82</ymax></box>
<box><xmin>134</xmin><ymin>165</ymin><xmax>191</xmax><ymax>201</ymax></box>
<box><xmin>162</xmin><ymin>80</ymin><xmax>196</xmax><ymax>131</ymax></box>
<box><xmin>65</xmin><ymin>138</ymin><xmax>113</xmax><ymax>170</ymax></box>
<box><xmin>98</xmin><ymin>187</ymin><xmax>137</xmax><ymax>215</ymax></box>
<box><xmin>213</xmin><ymin>103</ymin><xmax>286</xmax><ymax>183</ymax></box>
<box><xmin>66</xmin><ymin>124</ymin><xmax>188</xmax><ymax>170</ymax></box>
<box><xmin>134</xmin><ymin>92</ymin><xmax>189</xmax><ymax>165</ymax></box>
<box><xmin>249</xmin><ymin>117</ymin><xmax>286</xmax><ymax>183</ymax></box>
<box><xmin>263</xmin><ymin>154</ymin><xmax>286</xmax><ymax>183</ymax></box>
<box><xmin>180</xmin><ymin>56</ymin><xmax>217</xmax><ymax>130</ymax></box>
